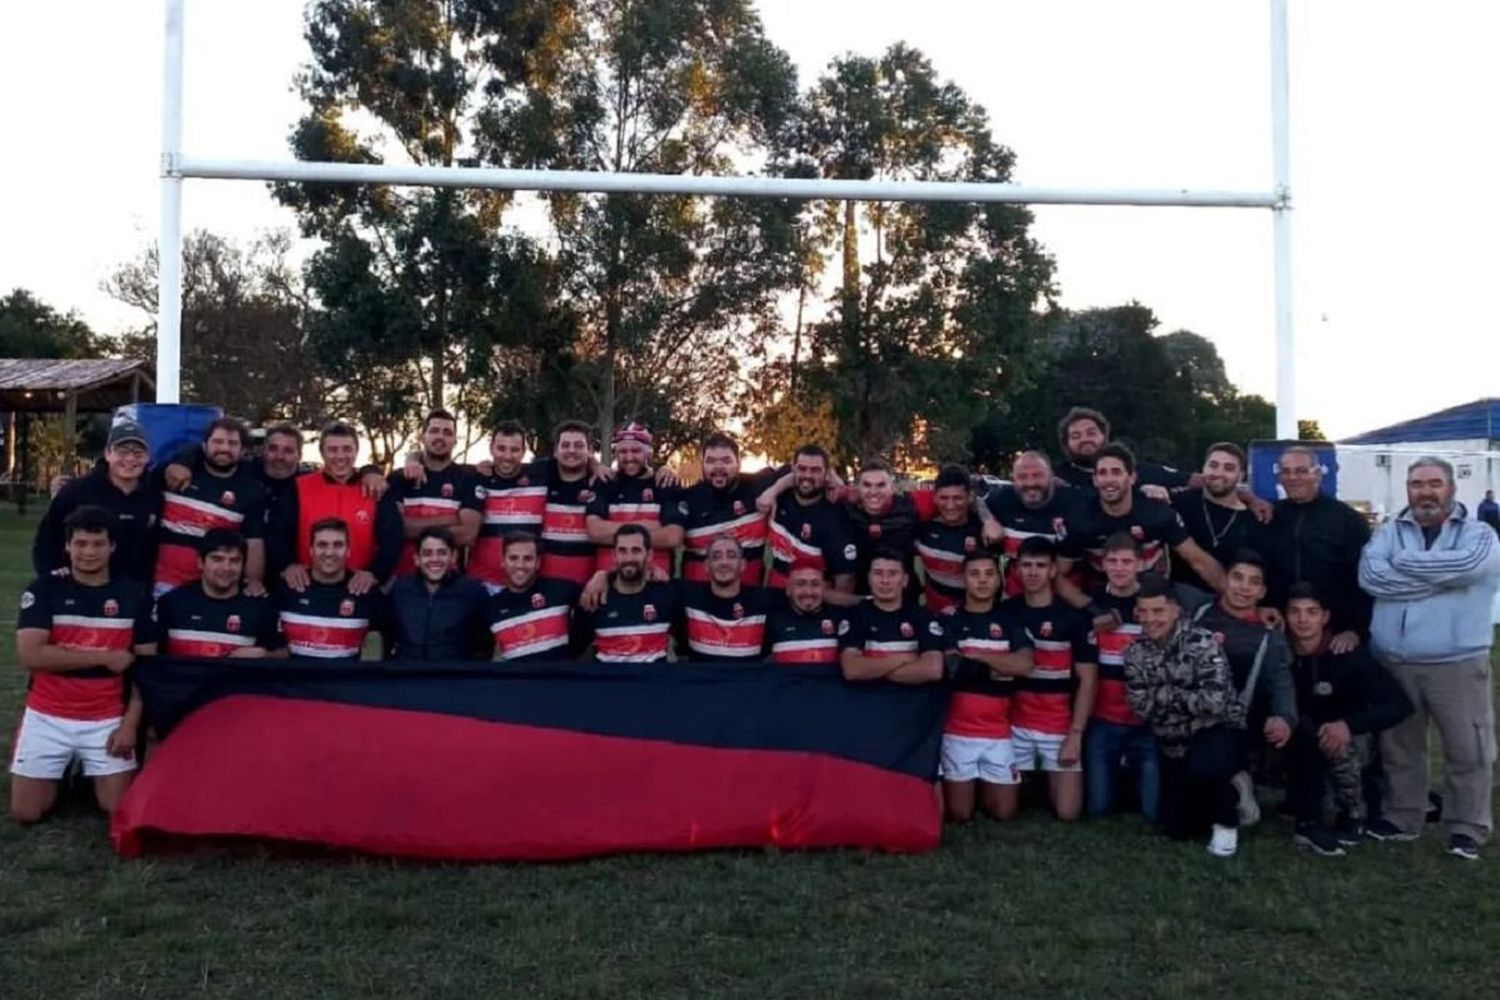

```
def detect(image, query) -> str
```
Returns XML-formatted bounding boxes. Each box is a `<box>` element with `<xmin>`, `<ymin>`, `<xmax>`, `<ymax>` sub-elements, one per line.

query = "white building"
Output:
<box><xmin>1336</xmin><ymin>398</ymin><xmax>1500</xmax><ymax>518</ymax></box>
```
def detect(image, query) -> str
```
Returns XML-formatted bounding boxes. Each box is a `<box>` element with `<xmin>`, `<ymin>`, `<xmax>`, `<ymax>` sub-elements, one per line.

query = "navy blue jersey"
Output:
<box><xmin>275</xmin><ymin>577</ymin><xmax>385</xmax><ymax>660</ymax></box>
<box><xmin>578</xmin><ymin>580</ymin><xmax>681</xmax><ymax>664</ymax></box>
<box><xmin>17</xmin><ymin>574</ymin><xmax>153</xmax><ymax>720</ymax></box>
<box><xmin>153</xmin><ymin>584</ymin><xmax>283</xmax><ymax>657</ymax></box>
<box><xmin>489</xmin><ymin>578</ymin><xmax>582</xmax><ymax>662</ymax></box>
<box><xmin>765</xmin><ymin>603</ymin><xmax>850</xmax><ymax>665</ymax></box>
<box><xmin>676</xmin><ymin>582</ymin><xmax>784</xmax><ymax>662</ymax></box>
<box><xmin>767</xmin><ymin>495</ymin><xmax>856</xmax><ymax>587</ymax></box>
<box><xmin>838</xmin><ymin>599</ymin><xmax>947</xmax><ymax>661</ymax></box>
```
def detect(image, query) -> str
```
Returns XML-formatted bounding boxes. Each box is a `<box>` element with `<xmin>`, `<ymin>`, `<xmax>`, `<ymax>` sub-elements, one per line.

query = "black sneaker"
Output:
<box><xmin>1332</xmin><ymin>815</ymin><xmax>1363</xmax><ymax>847</ymax></box>
<box><xmin>1364</xmin><ymin>818</ymin><xmax>1419</xmax><ymax>842</ymax></box>
<box><xmin>1448</xmin><ymin>834</ymin><xmax>1481</xmax><ymax>861</ymax></box>
<box><xmin>1294</xmin><ymin>824</ymin><xmax>1346</xmax><ymax>857</ymax></box>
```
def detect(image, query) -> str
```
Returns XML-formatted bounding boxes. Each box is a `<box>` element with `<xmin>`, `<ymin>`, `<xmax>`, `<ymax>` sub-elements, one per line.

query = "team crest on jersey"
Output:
<box><xmin>642</xmin><ymin>488</ymin><xmax>654</xmax><ymax>503</ymax></box>
<box><xmin>731</xmin><ymin>602</ymin><xmax>745</xmax><ymax>620</ymax></box>
<box><xmin>339</xmin><ymin>599</ymin><xmax>356</xmax><ymax>617</ymax></box>
<box><xmin>1212</xmin><ymin>631</ymin><xmax>1226</xmax><ymax>646</ymax></box>
<box><xmin>643</xmin><ymin>603</ymin><xmax>657</xmax><ymax>622</ymax></box>
<box><xmin>1052</xmin><ymin>517</ymin><xmax>1067</xmax><ymax>537</ymax></box>
<box><xmin>1130</xmin><ymin>525</ymin><xmax>1145</xmax><ymax>540</ymax></box>
<box><xmin>868</xmin><ymin>523</ymin><xmax>883</xmax><ymax>539</ymax></box>
<box><xmin>820</xmin><ymin>619</ymin><xmax>834</xmax><ymax>635</ymax></box>
<box><xmin>989</xmin><ymin>623</ymin><xmax>1003</xmax><ymax>639</ymax></box>
<box><xmin>226</xmin><ymin>614</ymin><xmax>242</xmax><ymax>634</ymax></box>
<box><xmin>19</xmin><ymin>590</ymin><xmax>35</xmax><ymax>610</ymax></box>
<box><xmin>103</xmin><ymin>598</ymin><xmax>119</xmax><ymax>618</ymax></box>
<box><xmin>579</xmin><ymin>490</ymin><xmax>595</xmax><ymax>503</ymax></box>
<box><xmin>1039</xmin><ymin>620</ymin><xmax>1053</xmax><ymax>638</ymax></box>
<box><xmin>518</xmin><ymin>476</ymin><xmax>530</xmax><ymax>487</ymax></box>
<box><xmin>355</xmin><ymin>510</ymin><xmax>371</xmax><ymax>524</ymax></box>
<box><xmin>732</xmin><ymin>500</ymin><xmax>745</xmax><ymax>516</ymax></box>
<box><xmin>440</xmin><ymin>482</ymin><xmax>454</xmax><ymax>499</ymax></box>
<box><xmin>899</xmin><ymin>621</ymin><xmax>914</xmax><ymax>638</ymax></box>
<box><xmin>963</xmin><ymin>535</ymin><xmax>977</xmax><ymax>552</ymax></box>
<box><xmin>800</xmin><ymin>523</ymin><xmax>812</xmax><ymax>541</ymax></box>
<box><xmin>221</xmin><ymin>490</ymin><xmax>236</xmax><ymax>507</ymax></box>
<box><xmin>531</xmin><ymin>592</ymin><xmax>546</xmax><ymax>609</ymax></box>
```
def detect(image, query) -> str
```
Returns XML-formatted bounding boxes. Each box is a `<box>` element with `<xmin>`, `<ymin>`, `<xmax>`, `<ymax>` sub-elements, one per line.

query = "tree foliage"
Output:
<box><xmin>0</xmin><ymin>290</ymin><xmax>104</xmax><ymax>359</ymax></box>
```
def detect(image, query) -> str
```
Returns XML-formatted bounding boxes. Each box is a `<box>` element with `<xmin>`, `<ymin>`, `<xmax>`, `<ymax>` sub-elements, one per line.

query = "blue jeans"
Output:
<box><xmin>1085</xmin><ymin>719</ymin><xmax>1161</xmax><ymax>823</ymax></box>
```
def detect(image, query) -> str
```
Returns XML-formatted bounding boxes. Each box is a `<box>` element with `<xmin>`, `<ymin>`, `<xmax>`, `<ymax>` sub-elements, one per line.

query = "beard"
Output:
<box><xmin>617</xmin><ymin>562</ymin><xmax>644</xmax><ymax>582</ymax></box>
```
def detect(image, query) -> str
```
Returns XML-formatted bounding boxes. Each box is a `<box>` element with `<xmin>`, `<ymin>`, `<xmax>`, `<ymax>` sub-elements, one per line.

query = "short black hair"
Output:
<box><xmin>868</xmin><ymin>547</ymin><xmax>907</xmax><ymax>568</ymax></box>
<box><xmin>319</xmin><ymin>421</ymin><xmax>359</xmax><ymax>446</ymax></box>
<box><xmin>1015</xmin><ymin>536</ymin><xmax>1057</xmax><ymax>561</ymax></box>
<box><xmin>415</xmin><ymin>526</ymin><xmax>455</xmax><ymax>552</ymax></box>
<box><xmin>1285</xmin><ymin>582</ymin><xmax>1325</xmax><ymax>609</ymax></box>
<box><xmin>701</xmin><ymin>431</ymin><xmax>740</xmax><ymax>457</ymax></box>
<box><xmin>502</xmin><ymin>530</ymin><xmax>539</xmax><ymax>552</ymax></box>
<box><xmin>962</xmin><ymin>550</ymin><xmax>1001</xmax><ymax>570</ymax></box>
<box><xmin>613</xmin><ymin>523</ymin><xmax>652</xmax><ymax>548</ymax></box>
<box><xmin>1058</xmin><ymin>406</ymin><xmax>1111</xmax><ymax>451</ymax></box>
<box><xmin>423</xmin><ymin>409</ymin><xmax>457</xmax><ymax>431</ymax></box>
<box><xmin>1136</xmin><ymin>573</ymin><xmax>1176</xmax><ymax>602</ymax></box>
<box><xmin>934</xmin><ymin>464</ymin><xmax>971</xmax><ymax>491</ymax></box>
<box><xmin>204</xmin><ymin>416</ymin><xmax>249</xmax><ymax>447</ymax></box>
<box><xmin>859</xmin><ymin>457</ymin><xmax>893</xmax><ymax>477</ymax></box>
<box><xmin>1102</xmin><ymin>531</ymin><xmax>1142</xmax><ymax>557</ymax></box>
<box><xmin>264</xmin><ymin>422</ymin><xmax>302</xmax><ymax>448</ymax></box>
<box><xmin>793</xmin><ymin>443</ymin><xmax>828</xmax><ymax>465</ymax></box>
<box><xmin>491</xmin><ymin>420</ymin><xmax>527</xmax><ymax>441</ymax></box>
<box><xmin>1205</xmin><ymin>441</ymin><xmax>1247</xmax><ymax>469</ymax></box>
<box><xmin>309</xmin><ymin>516</ymin><xmax>349</xmax><ymax>544</ymax></box>
<box><xmin>198</xmin><ymin>528</ymin><xmax>247</xmax><ymax>560</ymax></box>
<box><xmin>1226</xmin><ymin>548</ymin><xmax>1265</xmax><ymax>575</ymax></box>
<box><xmin>1094</xmin><ymin>442</ymin><xmax>1136</xmax><ymax>476</ymax></box>
<box><xmin>63</xmin><ymin>505</ymin><xmax>113</xmax><ymax>542</ymax></box>
<box><xmin>552</xmin><ymin>420</ymin><xmax>593</xmax><ymax>446</ymax></box>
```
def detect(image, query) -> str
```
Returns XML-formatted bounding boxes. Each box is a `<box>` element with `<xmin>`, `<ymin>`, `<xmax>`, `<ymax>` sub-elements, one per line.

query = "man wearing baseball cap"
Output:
<box><xmin>32</xmin><ymin>419</ymin><xmax>162</xmax><ymax>583</ymax></box>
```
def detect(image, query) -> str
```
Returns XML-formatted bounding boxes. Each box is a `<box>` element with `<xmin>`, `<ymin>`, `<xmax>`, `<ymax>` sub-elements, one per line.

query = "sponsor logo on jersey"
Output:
<box><xmin>19</xmin><ymin>590</ymin><xmax>35</xmax><ymax>610</ymax></box>
<box><xmin>844</xmin><ymin>543</ymin><xmax>857</xmax><ymax>561</ymax></box>
<box><xmin>1315</xmin><ymin>681</ymin><xmax>1333</xmax><ymax>696</ymax></box>
<box><xmin>928</xmin><ymin>620</ymin><xmax>943</xmax><ymax>636</ymax></box>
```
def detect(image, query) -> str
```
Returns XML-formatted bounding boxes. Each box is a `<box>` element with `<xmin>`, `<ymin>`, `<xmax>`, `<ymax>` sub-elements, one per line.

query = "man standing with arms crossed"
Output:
<box><xmin>1359</xmin><ymin>457</ymin><xmax>1500</xmax><ymax>860</ymax></box>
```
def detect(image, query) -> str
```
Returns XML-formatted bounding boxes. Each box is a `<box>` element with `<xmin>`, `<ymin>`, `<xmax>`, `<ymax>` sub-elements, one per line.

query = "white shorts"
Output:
<box><xmin>1012</xmin><ymin>727</ymin><xmax>1081</xmax><ymax>773</ymax></box>
<box><xmin>940</xmin><ymin>734</ymin><xmax>1019</xmax><ymax>785</ymax></box>
<box><xmin>9</xmin><ymin>707</ymin><xmax>137</xmax><ymax>780</ymax></box>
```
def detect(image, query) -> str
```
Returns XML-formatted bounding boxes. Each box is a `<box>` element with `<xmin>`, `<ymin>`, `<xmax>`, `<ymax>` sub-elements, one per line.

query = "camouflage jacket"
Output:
<box><xmin>1123</xmin><ymin>622</ymin><xmax>1246</xmax><ymax>756</ymax></box>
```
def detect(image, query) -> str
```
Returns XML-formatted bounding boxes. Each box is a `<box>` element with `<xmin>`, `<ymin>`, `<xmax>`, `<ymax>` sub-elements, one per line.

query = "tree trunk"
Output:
<box><xmin>789</xmin><ymin>281</ymin><xmax>806</xmax><ymax>392</ymax></box>
<box><xmin>841</xmin><ymin>200</ymin><xmax>859</xmax><ymax>327</ymax></box>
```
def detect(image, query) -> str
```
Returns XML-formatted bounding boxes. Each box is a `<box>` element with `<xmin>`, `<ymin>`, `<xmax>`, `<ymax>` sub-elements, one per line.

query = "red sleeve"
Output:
<box><xmin>910</xmin><ymin>489</ymin><xmax>938</xmax><ymax>521</ymax></box>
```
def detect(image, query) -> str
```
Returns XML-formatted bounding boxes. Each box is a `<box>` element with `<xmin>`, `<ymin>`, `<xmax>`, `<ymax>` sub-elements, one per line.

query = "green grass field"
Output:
<box><xmin>1</xmin><ymin>509</ymin><xmax>1498</xmax><ymax>999</ymax></box>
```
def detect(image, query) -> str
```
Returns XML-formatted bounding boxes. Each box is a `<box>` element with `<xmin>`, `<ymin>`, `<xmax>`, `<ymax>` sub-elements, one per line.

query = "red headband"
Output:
<box><xmin>613</xmin><ymin>422</ymin><xmax>653</xmax><ymax>446</ymax></box>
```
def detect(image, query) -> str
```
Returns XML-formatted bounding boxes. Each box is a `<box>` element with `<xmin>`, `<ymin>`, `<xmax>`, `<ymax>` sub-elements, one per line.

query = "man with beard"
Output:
<box><xmin>269</xmin><ymin>421</ymin><xmax>402</xmax><ymax>597</ymax></box>
<box><xmin>386</xmin><ymin>528</ymin><xmax>492</xmax><ymax>660</ymax></box>
<box><xmin>34</xmin><ymin>420</ymin><xmax>160</xmax><ymax>582</ymax></box>
<box><xmin>586</xmin><ymin>422</ymin><xmax>683</xmax><ymax>579</ymax></box>
<box><xmin>1055</xmin><ymin>407</ymin><xmax>1191</xmax><ymax>493</ymax></box>
<box><xmin>578</xmin><ymin>524</ymin><xmax>680</xmax><ymax>664</ymax></box>
<box><xmin>1260</xmin><ymin>445</ymin><xmax>1372</xmax><ymax>654</ymax></box>
<box><xmin>152</xmin><ymin>418</ymin><xmax>269</xmax><ymax>597</ymax></box>
<box><xmin>467</xmin><ymin>422</ymin><xmax>548</xmax><ymax>592</ymax></box>
<box><xmin>1171</xmin><ymin>442</ymin><xmax>1266</xmax><ymax>601</ymax></box>
<box><xmin>1058</xmin><ymin>444</ymin><xmax>1226</xmax><ymax>601</ymax></box>
<box><xmin>385</xmin><ymin>411</ymin><xmax>482</xmax><ymax>578</ymax></box>
<box><xmin>1359</xmin><ymin>457</ymin><xmax>1500</xmax><ymax>860</ymax></box>
<box><xmin>145</xmin><ymin>529</ymin><xmax>285</xmax><ymax>658</ymax></box>
<box><xmin>1004</xmin><ymin>537</ymin><xmax>1097</xmax><ymax>821</ymax></box>
<box><xmin>275</xmin><ymin>517</ymin><xmax>387</xmax><ymax>660</ymax></box>
<box><xmin>488</xmin><ymin>531</ymin><xmax>583</xmax><ymax>662</ymax></box>
<box><xmin>764</xmin><ymin>560</ymin><xmax>852</xmax><ymax>665</ymax></box>
<box><xmin>757</xmin><ymin>444</ymin><xmax>856</xmax><ymax>592</ymax></box>
<box><xmin>985</xmin><ymin>451</ymin><xmax>1083</xmax><ymax>597</ymax></box>
<box><xmin>538</xmin><ymin>421</ymin><xmax>608</xmax><ymax>588</ymax></box>
<box><xmin>838</xmin><ymin>550</ymin><xmax>947</xmax><ymax>684</ymax></box>
<box><xmin>1283</xmin><ymin>584</ymin><xmax>1411</xmax><ymax>857</ymax></box>
<box><xmin>940</xmin><ymin>551</ymin><xmax>1036</xmax><ymax>823</ymax></box>
<box><xmin>678</xmin><ymin>432</ymin><xmax>785</xmax><ymax>586</ymax></box>
<box><xmin>12</xmin><ymin>506</ymin><xmax>155</xmax><ymax>823</ymax></box>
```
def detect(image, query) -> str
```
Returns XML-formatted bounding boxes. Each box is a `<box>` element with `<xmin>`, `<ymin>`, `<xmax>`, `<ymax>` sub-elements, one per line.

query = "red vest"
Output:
<box><xmin>295</xmin><ymin>473</ymin><xmax>378</xmax><ymax>572</ymax></box>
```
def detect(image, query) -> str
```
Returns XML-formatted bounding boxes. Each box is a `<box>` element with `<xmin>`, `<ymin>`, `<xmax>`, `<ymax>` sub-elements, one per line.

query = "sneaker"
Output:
<box><xmin>1207</xmin><ymin>824</ymin><xmax>1239</xmax><ymax>858</ymax></box>
<box><xmin>1294</xmin><ymin>823</ymin><xmax>1347</xmax><ymax>857</ymax></box>
<box><xmin>1448</xmin><ymin>834</ymin><xmax>1481</xmax><ymax>861</ymax></box>
<box><xmin>1332</xmin><ymin>815</ymin><xmax>1364</xmax><ymax>847</ymax></box>
<box><xmin>1231</xmin><ymin>771</ymin><xmax>1261</xmax><ymax>827</ymax></box>
<box><xmin>1364</xmin><ymin>818</ymin><xmax>1419</xmax><ymax>842</ymax></box>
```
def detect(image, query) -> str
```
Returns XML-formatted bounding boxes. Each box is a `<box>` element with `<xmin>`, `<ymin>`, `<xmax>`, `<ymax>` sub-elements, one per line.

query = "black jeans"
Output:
<box><xmin>1159</xmin><ymin>726</ymin><xmax>1246</xmax><ymax>841</ymax></box>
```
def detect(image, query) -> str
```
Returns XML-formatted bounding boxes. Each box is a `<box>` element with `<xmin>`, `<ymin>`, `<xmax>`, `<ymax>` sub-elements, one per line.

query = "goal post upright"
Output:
<box><xmin>157</xmin><ymin>0</ymin><xmax>1297</xmax><ymax>433</ymax></box>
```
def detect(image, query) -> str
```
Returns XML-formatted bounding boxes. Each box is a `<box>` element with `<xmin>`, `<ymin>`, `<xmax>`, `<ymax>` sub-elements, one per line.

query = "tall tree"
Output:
<box><xmin>0</xmin><ymin>290</ymin><xmax>103</xmax><ymax>359</ymax></box>
<box><xmin>474</xmin><ymin>0</ymin><xmax>804</xmax><ymax>452</ymax></box>
<box><xmin>777</xmin><ymin>45</ymin><xmax>1054</xmax><ymax>465</ymax></box>
<box><xmin>106</xmin><ymin>231</ymin><xmax>325</xmax><ymax>425</ymax></box>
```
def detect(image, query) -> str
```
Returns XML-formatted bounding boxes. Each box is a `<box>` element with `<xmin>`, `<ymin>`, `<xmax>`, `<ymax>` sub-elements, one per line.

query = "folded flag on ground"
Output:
<box><xmin>112</xmin><ymin>660</ymin><xmax>947</xmax><ymax>861</ymax></box>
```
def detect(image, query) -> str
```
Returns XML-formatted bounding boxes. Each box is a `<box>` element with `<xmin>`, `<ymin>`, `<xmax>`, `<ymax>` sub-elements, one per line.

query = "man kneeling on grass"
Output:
<box><xmin>1125</xmin><ymin>574</ymin><xmax>1248</xmax><ymax>857</ymax></box>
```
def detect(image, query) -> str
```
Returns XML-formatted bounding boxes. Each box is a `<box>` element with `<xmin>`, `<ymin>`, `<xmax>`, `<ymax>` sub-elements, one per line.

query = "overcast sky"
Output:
<box><xmin>1</xmin><ymin>1</ymin><xmax>1495</xmax><ymax>438</ymax></box>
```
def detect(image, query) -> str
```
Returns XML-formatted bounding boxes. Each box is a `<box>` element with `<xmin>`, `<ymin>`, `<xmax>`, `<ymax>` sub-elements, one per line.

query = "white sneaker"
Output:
<box><xmin>1208</xmin><ymin>824</ymin><xmax>1239</xmax><ymax>858</ymax></box>
<box><xmin>1232</xmin><ymin>771</ymin><xmax>1261</xmax><ymax>827</ymax></box>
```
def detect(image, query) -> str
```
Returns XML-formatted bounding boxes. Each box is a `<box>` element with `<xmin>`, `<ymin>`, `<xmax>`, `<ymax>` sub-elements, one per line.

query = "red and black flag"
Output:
<box><xmin>112</xmin><ymin>661</ymin><xmax>946</xmax><ymax>861</ymax></box>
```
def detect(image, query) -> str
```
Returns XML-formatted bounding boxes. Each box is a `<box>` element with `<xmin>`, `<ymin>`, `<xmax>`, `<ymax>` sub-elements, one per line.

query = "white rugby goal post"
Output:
<box><xmin>157</xmin><ymin>0</ymin><xmax>1299</xmax><ymax>437</ymax></box>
